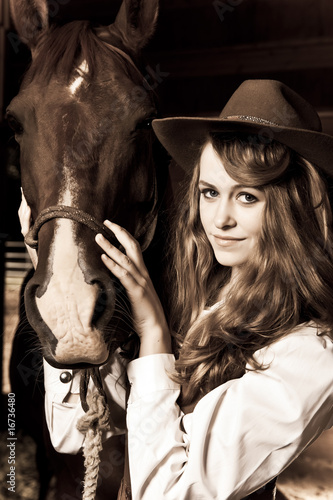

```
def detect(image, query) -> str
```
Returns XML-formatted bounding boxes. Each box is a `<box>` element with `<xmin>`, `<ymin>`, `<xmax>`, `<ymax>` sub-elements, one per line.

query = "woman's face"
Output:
<box><xmin>199</xmin><ymin>142</ymin><xmax>266</xmax><ymax>272</ymax></box>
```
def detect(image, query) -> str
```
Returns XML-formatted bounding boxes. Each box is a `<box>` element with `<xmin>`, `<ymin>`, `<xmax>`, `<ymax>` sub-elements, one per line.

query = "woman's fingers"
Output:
<box><xmin>103</xmin><ymin>220</ymin><xmax>148</xmax><ymax>276</ymax></box>
<box><xmin>100</xmin><ymin>252</ymin><xmax>139</xmax><ymax>291</ymax></box>
<box><xmin>95</xmin><ymin>233</ymin><xmax>146</xmax><ymax>287</ymax></box>
<box><xmin>18</xmin><ymin>192</ymin><xmax>32</xmax><ymax>237</ymax></box>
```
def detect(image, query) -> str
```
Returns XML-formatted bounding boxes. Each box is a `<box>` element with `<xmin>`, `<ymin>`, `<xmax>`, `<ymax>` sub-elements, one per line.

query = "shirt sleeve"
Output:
<box><xmin>126</xmin><ymin>324</ymin><xmax>333</xmax><ymax>500</ymax></box>
<box><xmin>44</xmin><ymin>351</ymin><xmax>128</xmax><ymax>454</ymax></box>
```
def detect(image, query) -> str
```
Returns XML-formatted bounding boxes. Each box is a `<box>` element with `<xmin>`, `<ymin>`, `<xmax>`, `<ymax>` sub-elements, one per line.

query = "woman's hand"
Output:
<box><xmin>96</xmin><ymin>221</ymin><xmax>172</xmax><ymax>357</ymax></box>
<box><xmin>18</xmin><ymin>191</ymin><xmax>38</xmax><ymax>269</ymax></box>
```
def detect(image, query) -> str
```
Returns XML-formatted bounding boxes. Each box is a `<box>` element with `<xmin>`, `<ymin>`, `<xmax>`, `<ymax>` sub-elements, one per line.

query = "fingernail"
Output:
<box><xmin>104</xmin><ymin>220</ymin><xmax>114</xmax><ymax>227</ymax></box>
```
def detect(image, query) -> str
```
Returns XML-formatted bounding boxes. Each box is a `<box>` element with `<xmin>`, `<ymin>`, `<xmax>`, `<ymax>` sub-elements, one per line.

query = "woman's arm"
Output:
<box><xmin>43</xmin><ymin>359</ymin><xmax>86</xmax><ymax>453</ymax></box>
<box><xmin>83</xmin><ymin>218</ymin><xmax>333</xmax><ymax>498</ymax></box>
<box><xmin>44</xmin><ymin>352</ymin><xmax>127</xmax><ymax>454</ymax></box>
<box><xmin>126</xmin><ymin>325</ymin><xmax>333</xmax><ymax>500</ymax></box>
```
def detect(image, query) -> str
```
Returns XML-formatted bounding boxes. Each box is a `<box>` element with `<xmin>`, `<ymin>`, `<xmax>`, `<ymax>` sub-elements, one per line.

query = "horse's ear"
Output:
<box><xmin>9</xmin><ymin>0</ymin><xmax>49</xmax><ymax>49</ymax></box>
<box><xmin>112</xmin><ymin>0</ymin><xmax>159</xmax><ymax>52</ymax></box>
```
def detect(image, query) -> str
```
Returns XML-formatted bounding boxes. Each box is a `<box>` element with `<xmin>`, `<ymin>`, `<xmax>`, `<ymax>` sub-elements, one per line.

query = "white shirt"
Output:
<box><xmin>44</xmin><ymin>350</ymin><xmax>127</xmax><ymax>454</ymax></box>
<box><xmin>126</xmin><ymin>323</ymin><xmax>333</xmax><ymax>500</ymax></box>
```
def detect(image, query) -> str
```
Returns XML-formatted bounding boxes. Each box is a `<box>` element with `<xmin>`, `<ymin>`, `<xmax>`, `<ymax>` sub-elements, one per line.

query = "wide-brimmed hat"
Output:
<box><xmin>152</xmin><ymin>80</ymin><xmax>333</xmax><ymax>176</ymax></box>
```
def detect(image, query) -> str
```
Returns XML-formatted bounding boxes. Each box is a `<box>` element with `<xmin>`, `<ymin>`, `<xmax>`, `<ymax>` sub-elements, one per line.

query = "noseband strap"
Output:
<box><xmin>25</xmin><ymin>202</ymin><xmax>159</xmax><ymax>251</ymax></box>
<box><xmin>24</xmin><ymin>205</ymin><xmax>119</xmax><ymax>249</ymax></box>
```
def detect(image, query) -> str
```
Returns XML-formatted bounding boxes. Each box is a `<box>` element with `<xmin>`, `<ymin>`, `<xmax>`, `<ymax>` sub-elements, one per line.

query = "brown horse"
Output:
<box><xmin>7</xmin><ymin>0</ymin><xmax>168</xmax><ymax>370</ymax></box>
<box><xmin>7</xmin><ymin>0</ymin><xmax>170</xmax><ymax>498</ymax></box>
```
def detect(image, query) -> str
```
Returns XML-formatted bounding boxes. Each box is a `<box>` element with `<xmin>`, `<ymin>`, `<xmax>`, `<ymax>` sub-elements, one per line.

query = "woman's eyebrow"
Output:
<box><xmin>199</xmin><ymin>179</ymin><xmax>264</xmax><ymax>192</ymax></box>
<box><xmin>198</xmin><ymin>180</ymin><xmax>219</xmax><ymax>189</ymax></box>
<box><xmin>199</xmin><ymin>179</ymin><xmax>248</xmax><ymax>190</ymax></box>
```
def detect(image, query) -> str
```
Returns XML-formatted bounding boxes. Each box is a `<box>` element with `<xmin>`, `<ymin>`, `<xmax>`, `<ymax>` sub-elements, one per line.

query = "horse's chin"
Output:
<box><xmin>54</xmin><ymin>340</ymin><xmax>109</xmax><ymax>366</ymax></box>
<box><xmin>40</xmin><ymin>333</ymin><xmax>110</xmax><ymax>368</ymax></box>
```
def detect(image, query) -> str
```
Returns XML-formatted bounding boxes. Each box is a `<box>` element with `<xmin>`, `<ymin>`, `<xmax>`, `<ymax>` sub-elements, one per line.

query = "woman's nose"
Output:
<box><xmin>214</xmin><ymin>199</ymin><xmax>236</xmax><ymax>229</ymax></box>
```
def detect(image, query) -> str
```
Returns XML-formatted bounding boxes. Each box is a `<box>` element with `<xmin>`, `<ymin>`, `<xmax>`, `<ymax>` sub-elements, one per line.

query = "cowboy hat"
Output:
<box><xmin>152</xmin><ymin>79</ymin><xmax>333</xmax><ymax>176</ymax></box>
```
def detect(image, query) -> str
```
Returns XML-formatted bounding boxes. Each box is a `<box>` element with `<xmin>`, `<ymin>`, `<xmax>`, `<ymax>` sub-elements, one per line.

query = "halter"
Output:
<box><xmin>24</xmin><ymin>198</ymin><xmax>159</xmax><ymax>252</ymax></box>
<box><xmin>25</xmin><ymin>205</ymin><xmax>117</xmax><ymax>249</ymax></box>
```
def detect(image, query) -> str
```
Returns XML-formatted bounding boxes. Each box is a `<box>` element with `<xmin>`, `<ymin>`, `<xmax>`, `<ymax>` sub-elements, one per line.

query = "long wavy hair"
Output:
<box><xmin>168</xmin><ymin>133</ymin><xmax>333</xmax><ymax>406</ymax></box>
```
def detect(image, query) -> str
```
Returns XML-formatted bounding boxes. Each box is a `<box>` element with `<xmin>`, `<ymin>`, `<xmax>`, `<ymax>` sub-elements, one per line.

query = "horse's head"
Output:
<box><xmin>7</xmin><ymin>0</ymin><xmax>164</xmax><ymax>368</ymax></box>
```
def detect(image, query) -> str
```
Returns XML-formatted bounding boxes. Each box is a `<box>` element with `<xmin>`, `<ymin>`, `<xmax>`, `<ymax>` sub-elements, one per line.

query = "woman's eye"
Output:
<box><xmin>237</xmin><ymin>192</ymin><xmax>258</xmax><ymax>204</ymax></box>
<box><xmin>201</xmin><ymin>188</ymin><xmax>219</xmax><ymax>199</ymax></box>
<box><xmin>6</xmin><ymin>114</ymin><xmax>24</xmax><ymax>135</ymax></box>
<box><xmin>135</xmin><ymin>116</ymin><xmax>156</xmax><ymax>130</ymax></box>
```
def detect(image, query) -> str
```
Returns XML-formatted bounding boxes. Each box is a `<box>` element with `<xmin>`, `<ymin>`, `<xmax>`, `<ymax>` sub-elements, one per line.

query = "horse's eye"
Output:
<box><xmin>136</xmin><ymin>117</ymin><xmax>155</xmax><ymax>130</ymax></box>
<box><xmin>6</xmin><ymin>114</ymin><xmax>24</xmax><ymax>135</ymax></box>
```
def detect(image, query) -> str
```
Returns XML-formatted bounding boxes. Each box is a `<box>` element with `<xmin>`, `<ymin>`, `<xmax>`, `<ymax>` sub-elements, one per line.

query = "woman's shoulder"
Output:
<box><xmin>253</xmin><ymin>322</ymin><xmax>333</xmax><ymax>367</ymax></box>
<box><xmin>278</xmin><ymin>321</ymin><xmax>333</xmax><ymax>346</ymax></box>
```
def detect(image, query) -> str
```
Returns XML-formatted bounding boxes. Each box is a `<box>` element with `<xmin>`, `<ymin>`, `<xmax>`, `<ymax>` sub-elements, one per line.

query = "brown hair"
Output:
<box><xmin>168</xmin><ymin>133</ymin><xmax>333</xmax><ymax>405</ymax></box>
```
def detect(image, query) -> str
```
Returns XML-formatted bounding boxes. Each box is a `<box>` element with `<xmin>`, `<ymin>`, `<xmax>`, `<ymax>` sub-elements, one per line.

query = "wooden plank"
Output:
<box><xmin>0</xmin><ymin>0</ymin><xmax>10</xmax><ymax>115</ymax></box>
<box><xmin>1</xmin><ymin>0</ymin><xmax>10</xmax><ymax>29</ymax></box>
<box><xmin>146</xmin><ymin>37</ymin><xmax>333</xmax><ymax>78</ymax></box>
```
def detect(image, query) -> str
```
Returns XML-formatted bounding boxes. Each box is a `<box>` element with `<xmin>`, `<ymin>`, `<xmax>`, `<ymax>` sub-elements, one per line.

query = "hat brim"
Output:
<box><xmin>152</xmin><ymin>117</ymin><xmax>333</xmax><ymax>177</ymax></box>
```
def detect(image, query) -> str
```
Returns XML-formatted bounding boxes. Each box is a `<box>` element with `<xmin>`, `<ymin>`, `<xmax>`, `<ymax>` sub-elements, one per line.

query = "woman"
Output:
<box><xmin>20</xmin><ymin>80</ymin><xmax>333</xmax><ymax>499</ymax></box>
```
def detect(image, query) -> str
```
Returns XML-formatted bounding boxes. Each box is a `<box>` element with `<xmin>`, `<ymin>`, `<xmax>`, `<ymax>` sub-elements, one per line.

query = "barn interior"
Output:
<box><xmin>0</xmin><ymin>1</ymin><xmax>333</xmax><ymax>499</ymax></box>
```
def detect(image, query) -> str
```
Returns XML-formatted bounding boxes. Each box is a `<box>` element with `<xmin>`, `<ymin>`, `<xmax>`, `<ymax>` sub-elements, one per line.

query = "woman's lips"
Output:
<box><xmin>213</xmin><ymin>235</ymin><xmax>246</xmax><ymax>247</ymax></box>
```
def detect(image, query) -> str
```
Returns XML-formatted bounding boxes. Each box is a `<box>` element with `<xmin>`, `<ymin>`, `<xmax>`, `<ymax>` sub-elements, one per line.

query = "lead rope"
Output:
<box><xmin>116</xmin><ymin>382</ymin><xmax>132</xmax><ymax>500</ymax></box>
<box><xmin>77</xmin><ymin>368</ymin><xmax>111</xmax><ymax>500</ymax></box>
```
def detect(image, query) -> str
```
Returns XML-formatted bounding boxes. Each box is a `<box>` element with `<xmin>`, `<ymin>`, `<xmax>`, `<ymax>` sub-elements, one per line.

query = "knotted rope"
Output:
<box><xmin>77</xmin><ymin>368</ymin><xmax>111</xmax><ymax>500</ymax></box>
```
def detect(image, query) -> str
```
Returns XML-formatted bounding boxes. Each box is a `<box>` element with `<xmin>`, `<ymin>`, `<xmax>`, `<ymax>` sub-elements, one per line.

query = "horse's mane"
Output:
<box><xmin>26</xmin><ymin>21</ymin><xmax>125</xmax><ymax>84</ymax></box>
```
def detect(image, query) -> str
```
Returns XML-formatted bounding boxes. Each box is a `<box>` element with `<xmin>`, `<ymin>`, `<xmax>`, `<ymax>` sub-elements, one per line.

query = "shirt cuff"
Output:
<box><xmin>127</xmin><ymin>354</ymin><xmax>180</xmax><ymax>403</ymax></box>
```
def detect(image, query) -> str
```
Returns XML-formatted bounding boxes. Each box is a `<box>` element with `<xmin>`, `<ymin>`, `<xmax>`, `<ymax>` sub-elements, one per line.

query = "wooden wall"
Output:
<box><xmin>3</xmin><ymin>0</ymin><xmax>333</xmax><ymax>118</ymax></box>
<box><xmin>148</xmin><ymin>0</ymin><xmax>333</xmax><ymax>123</ymax></box>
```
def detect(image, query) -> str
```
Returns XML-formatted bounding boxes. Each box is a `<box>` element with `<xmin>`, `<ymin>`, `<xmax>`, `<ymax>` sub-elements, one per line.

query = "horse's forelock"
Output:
<box><xmin>26</xmin><ymin>20</ymin><xmax>126</xmax><ymax>84</ymax></box>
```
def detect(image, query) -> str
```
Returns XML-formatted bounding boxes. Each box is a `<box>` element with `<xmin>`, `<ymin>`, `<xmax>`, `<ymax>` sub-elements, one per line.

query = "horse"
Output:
<box><xmin>7</xmin><ymin>0</ymin><xmax>169</xmax><ymax>498</ymax></box>
<box><xmin>7</xmin><ymin>0</ymin><xmax>167</xmax><ymax>368</ymax></box>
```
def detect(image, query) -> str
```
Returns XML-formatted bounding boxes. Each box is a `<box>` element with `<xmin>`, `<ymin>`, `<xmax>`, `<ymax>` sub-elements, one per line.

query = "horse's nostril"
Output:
<box><xmin>92</xmin><ymin>288</ymin><xmax>109</xmax><ymax>325</ymax></box>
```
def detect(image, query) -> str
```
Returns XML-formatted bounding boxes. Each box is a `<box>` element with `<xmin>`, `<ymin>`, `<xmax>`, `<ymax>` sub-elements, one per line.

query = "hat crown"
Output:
<box><xmin>220</xmin><ymin>80</ymin><xmax>322</xmax><ymax>132</ymax></box>
<box><xmin>152</xmin><ymin>79</ymin><xmax>333</xmax><ymax>176</ymax></box>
